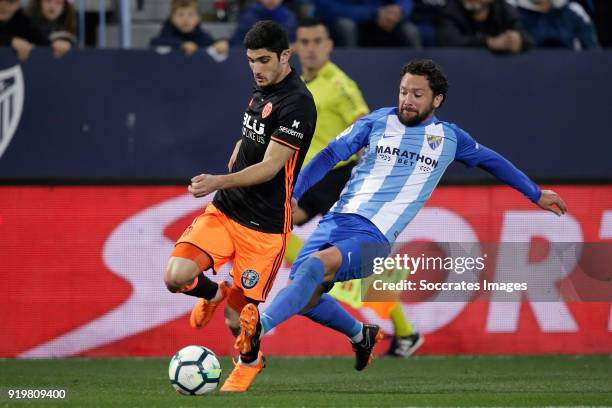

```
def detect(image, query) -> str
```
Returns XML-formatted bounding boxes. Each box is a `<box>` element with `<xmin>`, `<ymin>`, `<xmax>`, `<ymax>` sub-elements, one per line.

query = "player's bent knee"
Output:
<box><xmin>164</xmin><ymin>257</ymin><xmax>200</xmax><ymax>293</ymax></box>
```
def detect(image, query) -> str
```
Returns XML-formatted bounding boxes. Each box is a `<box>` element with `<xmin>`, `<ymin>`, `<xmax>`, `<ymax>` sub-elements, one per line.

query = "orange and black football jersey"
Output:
<box><xmin>213</xmin><ymin>69</ymin><xmax>316</xmax><ymax>234</ymax></box>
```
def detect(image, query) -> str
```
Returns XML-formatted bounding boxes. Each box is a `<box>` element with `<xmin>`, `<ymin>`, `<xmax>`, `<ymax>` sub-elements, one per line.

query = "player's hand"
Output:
<box><xmin>227</xmin><ymin>140</ymin><xmax>242</xmax><ymax>172</ymax></box>
<box><xmin>51</xmin><ymin>39</ymin><xmax>72</xmax><ymax>59</ymax></box>
<box><xmin>188</xmin><ymin>174</ymin><xmax>223</xmax><ymax>198</ymax></box>
<box><xmin>11</xmin><ymin>37</ymin><xmax>34</xmax><ymax>62</ymax></box>
<box><xmin>537</xmin><ymin>189</ymin><xmax>567</xmax><ymax>216</ymax></box>
<box><xmin>181</xmin><ymin>41</ymin><xmax>198</xmax><ymax>56</ymax></box>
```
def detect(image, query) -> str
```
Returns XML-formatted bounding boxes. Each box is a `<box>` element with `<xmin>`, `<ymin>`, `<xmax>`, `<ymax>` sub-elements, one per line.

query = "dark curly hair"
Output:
<box><xmin>244</xmin><ymin>20</ymin><xmax>289</xmax><ymax>58</ymax></box>
<box><xmin>400</xmin><ymin>59</ymin><xmax>449</xmax><ymax>105</ymax></box>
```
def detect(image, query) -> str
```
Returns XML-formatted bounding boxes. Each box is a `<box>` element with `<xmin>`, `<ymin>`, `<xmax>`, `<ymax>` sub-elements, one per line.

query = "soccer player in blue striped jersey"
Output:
<box><xmin>231</xmin><ymin>59</ymin><xmax>567</xmax><ymax>388</ymax></box>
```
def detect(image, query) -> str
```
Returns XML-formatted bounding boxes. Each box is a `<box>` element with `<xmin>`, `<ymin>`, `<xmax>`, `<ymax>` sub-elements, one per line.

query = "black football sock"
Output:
<box><xmin>180</xmin><ymin>273</ymin><xmax>218</xmax><ymax>300</ymax></box>
<box><xmin>240</xmin><ymin>346</ymin><xmax>260</xmax><ymax>364</ymax></box>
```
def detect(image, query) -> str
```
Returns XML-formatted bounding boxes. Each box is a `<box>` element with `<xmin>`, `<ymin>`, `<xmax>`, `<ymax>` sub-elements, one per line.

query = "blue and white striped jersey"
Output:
<box><xmin>295</xmin><ymin>107</ymin><xmax>540</xmax><ymax>243</ymax></box>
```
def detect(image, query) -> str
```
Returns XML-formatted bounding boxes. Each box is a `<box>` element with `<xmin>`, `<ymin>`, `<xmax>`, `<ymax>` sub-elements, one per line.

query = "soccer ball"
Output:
<box><xmin>168</xmin><ymin>345</ymin><xmax>222</xmax><ymax>395</ymax></box>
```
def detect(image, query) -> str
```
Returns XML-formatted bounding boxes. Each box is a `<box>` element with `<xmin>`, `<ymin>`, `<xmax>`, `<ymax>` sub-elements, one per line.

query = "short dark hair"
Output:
<box><xmin>297</xmin><ymin>16</ymin><xmax>330</xmax><ymax>37</ymax></box>
<box><xmin>400</xmin><ymin>59</ymin><xmax>449</xmax><ymax>105</ymax></box>
<box><xmin>244</xmin><ymin>20</ymin><xmax>289</xmax><ymax>58</ymax></box>
<box><xmin>298</xmin><ymin>16</ymin><xmax>324</xmax><ymax>29</ymax></box>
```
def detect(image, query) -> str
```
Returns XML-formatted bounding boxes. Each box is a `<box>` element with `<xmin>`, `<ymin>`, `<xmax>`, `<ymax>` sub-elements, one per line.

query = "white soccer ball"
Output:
<box><xmin>168</xmin><ymin>345</ymin><xmax>222</xmax><ymax>395</ymax></box>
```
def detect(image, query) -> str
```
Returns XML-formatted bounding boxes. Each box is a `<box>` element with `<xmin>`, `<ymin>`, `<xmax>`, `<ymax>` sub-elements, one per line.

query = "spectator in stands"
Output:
<box><xmin>230</xmin><ymin>0</ymin><xmax>297</xmax><ymax>46</ymax></box>
<box><xmin>313</xmin><ymin>0</ymin><xmax>421</xmax><ymax>47</ymax></box>
<box><xmin>0</xmin><ymin>0</ymin><xmax>47</xmax><ymax>62</ymax></box>
<box><xmin>511</xmin><ymin>0</ymin><xmax>599</xmax><ymax>50</ymax></box>
<box><xmin>150</xmin><ymin>0</ymin><xmax>228</xmax><ymax>57</ymax></box>
<box><xmin>438</xmin><ymin>0</ymin><xmax>533</xmax><ymax>53</ymax></box>
<box><xmin>28</xmin><ymin>0</ymin><xmax>77</xmax><ymax>59</ymax></box>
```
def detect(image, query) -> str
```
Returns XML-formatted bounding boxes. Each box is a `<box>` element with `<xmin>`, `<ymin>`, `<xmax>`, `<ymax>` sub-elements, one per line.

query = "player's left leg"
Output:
<box><xmin>223</xmin><ymin>285</ymin><xmax>257</xmax><ymax>337</ymax></box>
<box><xmin>219</xmin><ymin>221</ymin><xmax>287</xmax><ymax>392</ymax></box>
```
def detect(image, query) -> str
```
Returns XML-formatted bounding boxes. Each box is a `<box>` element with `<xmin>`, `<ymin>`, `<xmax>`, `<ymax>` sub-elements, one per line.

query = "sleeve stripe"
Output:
<box><xmin>271</xmin><ymin>136</ymin><xmax>300</xmax><ymax>151</ymax></box>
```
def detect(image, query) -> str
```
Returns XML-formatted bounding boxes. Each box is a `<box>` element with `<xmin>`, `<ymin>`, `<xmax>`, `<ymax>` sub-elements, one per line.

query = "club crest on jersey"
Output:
<box><xmin>262</xmin><ymin>102</ymin><xmax>273</xmax><ymax>119</ymax></box>
<box><xmin>241</xmin><ymin>269</ymin><xmax>260</xmax><ymax>289</ymax></box>
<box><xmin>426</xmin><ymin>134</ymin><xmax>442</xmax><ymax>150</ymax></box>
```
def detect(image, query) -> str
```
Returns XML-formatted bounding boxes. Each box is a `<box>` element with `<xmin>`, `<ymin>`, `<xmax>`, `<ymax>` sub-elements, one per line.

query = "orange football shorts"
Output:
<box><xmin>172</xmin><ymin>203</ymin><xmax>287</xmax><ymax>305</ymax></box>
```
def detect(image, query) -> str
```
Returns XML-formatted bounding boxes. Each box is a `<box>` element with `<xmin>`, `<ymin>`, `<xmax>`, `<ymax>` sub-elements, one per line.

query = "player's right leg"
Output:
<box><xmin>165</xmin><ymin>204</ymin><xmax>234</xmax><ymax>329</ymax></box>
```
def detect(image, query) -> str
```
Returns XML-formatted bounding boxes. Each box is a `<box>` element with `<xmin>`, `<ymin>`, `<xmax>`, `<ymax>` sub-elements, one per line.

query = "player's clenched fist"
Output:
<box><xmin>188</xmin><ymin>174</ymin><xmax>223</xmax><ymax>197</ymax></box>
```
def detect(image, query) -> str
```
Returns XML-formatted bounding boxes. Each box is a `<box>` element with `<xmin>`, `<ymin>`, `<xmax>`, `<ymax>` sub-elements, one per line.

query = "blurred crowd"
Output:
<box><xmin>1</xmin><ymin>0</ymin><xmax>610</xmax><ymax>62</ymax></box>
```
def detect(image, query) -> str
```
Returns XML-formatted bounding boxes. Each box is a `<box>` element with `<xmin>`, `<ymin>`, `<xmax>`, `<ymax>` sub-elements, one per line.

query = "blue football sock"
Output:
<box><xmin>261</xmin><ymin>257</ymin><xmax>325</xmax><ymax>333</ymax></box>
<box><xmin>301</xmin><ymin>293</ymin><xmax>362</xmax><ymax>338</ymax></box>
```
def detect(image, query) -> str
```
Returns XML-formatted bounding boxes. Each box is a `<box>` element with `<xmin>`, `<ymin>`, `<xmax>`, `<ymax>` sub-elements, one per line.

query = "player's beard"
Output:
<box><xmin>398</xmin><ymin>102</ymin><xmax>436</xmax><ymax>127</ymax></box>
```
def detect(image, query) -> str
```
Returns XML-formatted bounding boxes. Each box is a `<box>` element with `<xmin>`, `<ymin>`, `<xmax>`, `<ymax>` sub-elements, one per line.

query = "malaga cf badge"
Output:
<box><xmin>426</xmin><ymin>134</ymin><xmax>442</xmax><ymax>150</ymax></box>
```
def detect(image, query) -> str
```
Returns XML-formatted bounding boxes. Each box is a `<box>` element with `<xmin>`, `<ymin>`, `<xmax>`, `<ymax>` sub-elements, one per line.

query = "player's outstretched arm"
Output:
<box><xmin>188</xmin><ymin>140</ymin><xmax>295</xmax><ymax>198</ymax></box>
<box><xmin>453</xmin><ymin>126</ymin><xmax>568</xmax><ymax>216</ymax></box>
<box><xmin>471</xmin><ymin>147</ymin><xmax>568</xmax><ymax>216</ymax></box>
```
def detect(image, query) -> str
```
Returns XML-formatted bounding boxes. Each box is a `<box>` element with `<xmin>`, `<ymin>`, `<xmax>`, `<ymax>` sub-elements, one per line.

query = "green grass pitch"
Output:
<box><xmin>1</xmin><ymin>355</ymin><xmax>611</xmax><ymax>407</ymax></box>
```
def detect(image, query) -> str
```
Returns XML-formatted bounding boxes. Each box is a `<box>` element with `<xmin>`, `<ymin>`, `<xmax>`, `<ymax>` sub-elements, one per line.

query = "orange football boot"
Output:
<box><xmin>189</xmin><ymin>282</ymin><xmax>229</xmax><ymax>329</ymax></box>
<box><xmin>219</xmin><ymin>351</ymin><xmax>265</xmax><ymax>392</ymax></box>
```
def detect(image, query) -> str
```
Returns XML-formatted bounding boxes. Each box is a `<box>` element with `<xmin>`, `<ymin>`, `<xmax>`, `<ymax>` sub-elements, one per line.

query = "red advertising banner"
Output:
<box><xmin>1</xmin><ymin>185</ymin><xmax>611</xmax><ymax>357</ymax></box>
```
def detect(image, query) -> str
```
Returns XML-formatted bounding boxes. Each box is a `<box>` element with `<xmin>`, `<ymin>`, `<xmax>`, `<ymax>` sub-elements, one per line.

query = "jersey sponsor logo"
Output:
<box><xmin>241</xmin><ymin>269</ymin><xmax>260</xmax><ymax>289</ymax></box>
<box><xmin>243</xmin><ymin>113</ymin><xmax>266</xmax><ymax>143</ymax></box>
<box><xmin>375</xmin><ymin>145</ymin><xmax>439</xmax><ymax>168</ymax></box>
<box><xmin>0</xmin><ymin>65</ymin><xmax>24</xmax><ymax>160</ymax></box>
<box><xmin>426</xmin><ymin>134</ymin><xmax>443</xmax><ymax>150</ymax></box>
<box><xmin>292</xmin><ymin>120</ymin><xmax>300</xmax><ymax>129</ymax></box>
<box><xmin>262</xmin><ymin>102</ymin><xmax>273</xmax><ymax>119</ymax></box>
<box><xmin>336</xmin><ymin>124</ymin><xmax>354</xmax><ymax>139</ymax></box>
<box><xmin>278</xmin><ymin>125</ymin><xmax>304</xmax><ymax>140</ymax></box>
<box><xmin>243</xmin><ymin>113</ymin><xmax>265</xmax><ymax>135</ymax></box>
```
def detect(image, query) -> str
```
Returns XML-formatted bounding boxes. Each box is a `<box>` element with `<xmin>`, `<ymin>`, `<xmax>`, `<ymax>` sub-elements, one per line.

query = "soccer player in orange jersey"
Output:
<box><xmin>163</xmin><ymin>21</ymin><xmax>316</xmax><ymax>391</ymax></box>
